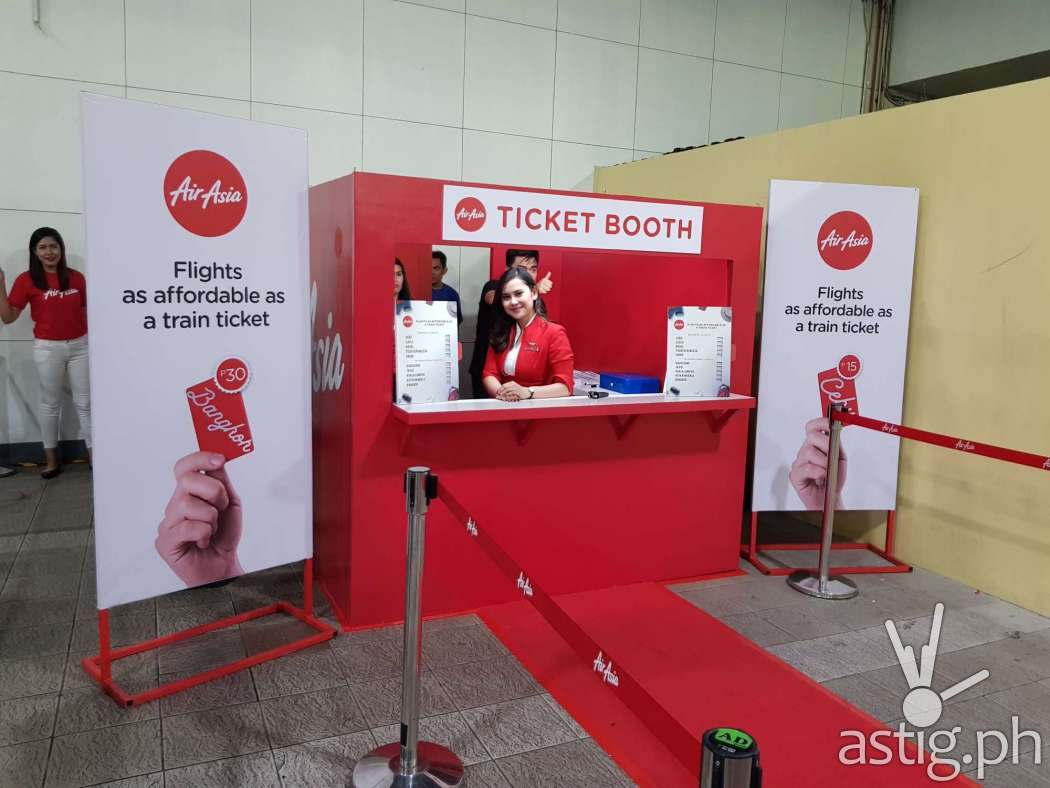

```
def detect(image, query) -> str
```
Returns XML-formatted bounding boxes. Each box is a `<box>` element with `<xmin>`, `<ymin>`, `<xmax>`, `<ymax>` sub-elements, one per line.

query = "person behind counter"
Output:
<box><xmin>482</xmin><ymin>267</ymin><xmax>573</xmax><ymax>402</ymax></box>
<box><xmin>430</xmin><ymin>251</ymin><xmax>462</xmax><ymax>324</ymax></box>
<box><xmin>469</xmin><ymin>248</ymin><xmax>552</xmax><ymax>397</ymax></box>
<box><xmin>394</xmin><ymin>258</ymin><xmax>411</xmax><ymax>301</ymax></box>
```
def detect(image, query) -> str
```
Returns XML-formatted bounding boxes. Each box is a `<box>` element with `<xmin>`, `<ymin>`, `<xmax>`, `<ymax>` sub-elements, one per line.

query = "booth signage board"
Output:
<box><xmin>752</xmin><ymin>180</ymin><xmax>918</xmax><ymax>512</ymax></box>
<box><xmin>664</xmin><ymin>306</ymin><xmax>732</xmax><ymax>397</ymax></box>
<box><xmin>441</xmin><ymin>184</ymin><xmax>703</xmax><ymax>254</ymax></box>
<box><xmin>395</xmin><ymin>300</ymin><xmax>459</xmax><ymax>404</ymax></box>
<box><xmin>82</xmin><ymin>94</ymin><xmax>312</xmax><ymax>609</ymax></box>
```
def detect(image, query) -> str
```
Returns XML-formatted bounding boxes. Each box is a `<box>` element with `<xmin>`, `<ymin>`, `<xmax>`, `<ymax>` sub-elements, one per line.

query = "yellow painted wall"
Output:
<box><xmin>595</xmin><ymin>78</ymin><xmax>1050</xmax><ymax>615</ymax></box>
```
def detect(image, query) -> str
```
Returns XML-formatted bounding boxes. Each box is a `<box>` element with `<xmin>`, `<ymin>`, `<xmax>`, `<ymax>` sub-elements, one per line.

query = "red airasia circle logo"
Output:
<box><xmin>402</xmin><ymin>316</ymin><xmax>413</xmax><ymax>328</ymax></box>
<box><xmin>164</xmin><ymin>150</ymin><xmax>247</xmax><ymax>237</ymax></box>
<box><xmin>454</xmin><ymin>197</ymin><xmax>486</xmax><ymax>232</ymax></box>
<box><xmin>817</xmin><ymin>211</ymin><xmax>872</xmax><ymax>270</ymax></box>
<box><xmin>673</xmin><ymin>319</ymin><xmax>685</xmax><ymax>330</ymax></box>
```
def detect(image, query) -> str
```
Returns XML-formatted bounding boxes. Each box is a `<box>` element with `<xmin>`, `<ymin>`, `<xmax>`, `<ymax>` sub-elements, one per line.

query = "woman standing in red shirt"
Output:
<box><xmin>0</xmin><ymin>227</ymin><xmax>91</xmax><ymax>477</ymax></box>
<box><xmin>482</xmin><ymin>267</ymin><xmax>574</xmax><ymax>402</ymax></box>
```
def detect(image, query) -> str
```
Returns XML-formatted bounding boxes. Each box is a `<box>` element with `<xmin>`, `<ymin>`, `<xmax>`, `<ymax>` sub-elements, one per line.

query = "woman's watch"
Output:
<box><xmin>527</xmin><ymin>387</ymin><xmax>535</xmax><ymax>399</ymax></box>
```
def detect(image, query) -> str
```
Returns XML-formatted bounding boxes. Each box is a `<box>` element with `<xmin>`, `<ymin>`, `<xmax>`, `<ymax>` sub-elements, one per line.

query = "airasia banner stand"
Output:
<box><xmin>748</xmin><ymin>179</ymin><xmax>918</xmax><ymax>573</ymax></box>
<box><xmin>81</xmin><ymin>94</ymin><xmax>334</xmax><ymax>705</ymax></box>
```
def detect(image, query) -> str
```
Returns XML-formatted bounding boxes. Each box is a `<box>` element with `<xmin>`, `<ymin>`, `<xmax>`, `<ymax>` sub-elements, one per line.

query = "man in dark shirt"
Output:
<box><xmin>469</xmin><ymin>248</ymin><xmax>553</xmax><ymax>398</ymax></box>
<box><xmin>430</xmin><ymin>251</ymin><xmax>462</xmax><ymax>327</ymax></box>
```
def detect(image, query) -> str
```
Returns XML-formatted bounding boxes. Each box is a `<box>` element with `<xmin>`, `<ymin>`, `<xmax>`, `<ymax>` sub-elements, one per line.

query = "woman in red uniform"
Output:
<box><xmin>0</xmin><ymin>228</ymin><xmax>91</xmax><ymax>477</ymax></box>
<box><xmin>482</xmin><ymin>267</ymin><xmax>574</xmax><ymax>401</ymax></box>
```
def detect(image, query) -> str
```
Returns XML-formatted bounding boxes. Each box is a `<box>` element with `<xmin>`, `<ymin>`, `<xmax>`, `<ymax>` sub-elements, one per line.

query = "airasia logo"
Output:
<box><xmin>164</xmin><ymin>150</ymin><xmax>247</xmax><ymax>237</ymax></box>
<box><xmin>402</xmin><ymin>315</ymin><xmax>413</xmax><ymax>328</ymax></box>
<box><xmin>673</xmin><ymin>319</ymin><xmax>685</xmax><ymax>330</ymax></box>
<box><xmin>817</xmin><ymin>211</ymin><xmax>872</xmax><ymax>270</ymax></box>
<box><xmin>454</xmin><ymin>197</ymin><xmax>486</xmax><ymax>232</ymax></box>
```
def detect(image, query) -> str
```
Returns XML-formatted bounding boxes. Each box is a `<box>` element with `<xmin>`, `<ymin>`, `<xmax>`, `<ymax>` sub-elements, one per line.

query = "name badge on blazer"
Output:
<box><xmin>525</xmin><ymin>341</ymin><xmax>540</xmax><ymax>353</ymax></box>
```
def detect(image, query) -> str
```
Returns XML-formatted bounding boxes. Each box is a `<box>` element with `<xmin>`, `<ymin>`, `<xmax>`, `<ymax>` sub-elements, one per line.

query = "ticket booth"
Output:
<box><xmin>310</xmin><ymin>173</ymin><xmax>762</xmax><ymax>629</ymax></box>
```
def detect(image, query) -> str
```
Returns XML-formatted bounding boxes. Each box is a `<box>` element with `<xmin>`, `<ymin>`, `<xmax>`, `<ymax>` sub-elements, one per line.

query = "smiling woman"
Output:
<box><xmin>0</xmin><ymin>227</ymin><xmax>91</xmax><ymax>477</ymax></box>
<box><xmin>482</xmin><ymin>267</ymin><xmax>574</xmax><ymax>402</ymax></box>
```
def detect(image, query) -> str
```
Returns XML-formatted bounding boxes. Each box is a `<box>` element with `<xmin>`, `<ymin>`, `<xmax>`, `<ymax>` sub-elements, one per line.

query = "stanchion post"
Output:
<box><xmin>353</xmin><ymin>467</ymin><xmax>464</xmax><ymax>788</ymax></box>
<box><xmin>787</xmin><ymin>404</ymin><xmax>859</xmax><ymax>600</ymax></box>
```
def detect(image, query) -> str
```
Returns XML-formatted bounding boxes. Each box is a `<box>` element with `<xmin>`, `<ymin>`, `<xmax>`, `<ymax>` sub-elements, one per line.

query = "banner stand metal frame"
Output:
<box><xmin>741</xmin><ymin>511</ymin><xmax>911</xmax><ymax>577</ymax></box>
<box><xmin>82</xmin><ymin>558</ymin><xmax>337</xmax><ymax>707</ymax></box>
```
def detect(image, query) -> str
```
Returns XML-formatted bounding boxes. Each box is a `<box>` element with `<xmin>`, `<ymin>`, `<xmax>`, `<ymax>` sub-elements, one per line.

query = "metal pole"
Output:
<box><xmin>399</xmin><ymin>467</ymin><xmax>427</xmax><ymax>775</ymax></box>
<box><xmin>787</xmin><ymin>405</ymin><xmax>859</xmax><ymax>600</ymax></box>
<box><xmin>353</xmin><ymin>467</ymin><xmax>464</xmax><ymax>788</ymax></box>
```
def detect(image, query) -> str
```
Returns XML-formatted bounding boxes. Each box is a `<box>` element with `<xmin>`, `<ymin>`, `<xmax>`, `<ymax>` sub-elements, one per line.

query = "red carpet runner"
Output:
<box><xmin>479</xmin><ymin>583</ymin><xmax>978</xmax><ymax>787</ymax></box>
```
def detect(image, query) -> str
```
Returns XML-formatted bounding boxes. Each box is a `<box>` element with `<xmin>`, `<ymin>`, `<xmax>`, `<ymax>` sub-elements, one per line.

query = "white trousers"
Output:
<box><xmin>32</xmin><ymin>336</ymin><xmax>92</xmax><ymax>450</ymax></box>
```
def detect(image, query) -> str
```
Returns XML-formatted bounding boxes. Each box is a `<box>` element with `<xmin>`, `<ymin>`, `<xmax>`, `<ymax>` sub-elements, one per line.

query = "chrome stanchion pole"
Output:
<box><xmin>787</xmin><ymin>405</ymin><xmax>859</xmax><ymax>600</ymax></box>
<box><xmin>353</xmin><ymin>467</ymin><xmax>464</xmax><ymax>788</ymax></box>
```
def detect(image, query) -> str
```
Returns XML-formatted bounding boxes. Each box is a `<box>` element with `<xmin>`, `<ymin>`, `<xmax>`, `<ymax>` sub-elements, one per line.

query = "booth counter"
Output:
<box><xmin>310</xmin><ymin>173</ymin><xmax>763</xmax><ymax>630</ymax></box>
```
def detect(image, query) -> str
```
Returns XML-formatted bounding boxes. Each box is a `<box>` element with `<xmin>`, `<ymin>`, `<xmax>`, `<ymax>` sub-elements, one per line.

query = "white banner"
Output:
<box><xmin>82</xmin><ymin>94</ymin><xmax>312</xmax><ymax>608</ymax></box>
<box><xmin>395</xmin><ymin>300</ymin><xmax>460</xmax><ymax>404</ymax></box>
<box><xmin>752</xmin><ymin>180</ymin><xmax>918</xmax><ymax>511</ymax></box>
<box><xmin>442</xmin><ymin>185</ymin><xmax>703</xmax><ymax>254</ymax></box>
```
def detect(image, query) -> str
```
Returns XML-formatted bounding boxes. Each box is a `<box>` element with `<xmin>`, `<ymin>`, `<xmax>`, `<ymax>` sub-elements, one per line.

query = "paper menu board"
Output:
<box><xmin>395</xmin><ymin>300</ymin><xmax>460</xmax><ymax>404</ymax></box>
<box><xmin>664</xmin><ymin>306</ymin><xmax>732</xmax><ymax>397</ymax></box>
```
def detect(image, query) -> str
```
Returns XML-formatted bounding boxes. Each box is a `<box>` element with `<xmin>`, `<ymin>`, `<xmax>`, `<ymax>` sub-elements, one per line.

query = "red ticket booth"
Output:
<box><xmin>310</xmin><ymin>173</ymin><xmax>762</xmax><ymax>630</ymax></box>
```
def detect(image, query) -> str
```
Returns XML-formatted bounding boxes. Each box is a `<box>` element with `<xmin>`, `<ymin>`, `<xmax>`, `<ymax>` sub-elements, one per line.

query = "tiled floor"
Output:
<box><xmin>4</xmin><ymin>466</ymin><xmax>1050</xmax><ymax>786</ymax></box>
<box><xmin>672</xmin><ymin>558</ymin><xmax>1050</xmax><ymax>785</ymax></box>
<box><xmin>0</xmin><ymin>466</ymin><xmax>629</xmax><ymax>788</ymax></box>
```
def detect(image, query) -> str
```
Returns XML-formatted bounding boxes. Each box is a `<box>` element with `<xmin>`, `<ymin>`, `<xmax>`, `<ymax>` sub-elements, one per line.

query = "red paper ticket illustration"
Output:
<box><xmin>186</xmin><ymin>357</ymin><xmax>254</xmax><ymax>460</ymax></box>
<box><xmin>817</xmin><ymin>360</ymin><xmax>860</xmax><ymax>416</ymax></box>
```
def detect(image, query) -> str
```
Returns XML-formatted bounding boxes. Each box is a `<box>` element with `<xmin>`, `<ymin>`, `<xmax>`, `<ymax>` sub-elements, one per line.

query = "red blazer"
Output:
<box><xmin>482</xmin><ymin>318</ymin><xmax>575</xmax><ymax>393</ymax></box>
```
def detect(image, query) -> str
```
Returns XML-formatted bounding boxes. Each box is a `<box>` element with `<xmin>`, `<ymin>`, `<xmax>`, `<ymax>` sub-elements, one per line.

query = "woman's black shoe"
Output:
<box><xmin>41</xmin><ymin>466</ymin><xmax>62</xmax><ymax>479</ymax></box>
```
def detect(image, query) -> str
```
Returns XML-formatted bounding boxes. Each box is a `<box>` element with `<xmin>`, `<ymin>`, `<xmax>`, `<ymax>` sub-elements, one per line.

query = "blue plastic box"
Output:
<box><xmin>599</xmin><ymin>372</ymin><xmax>661</xmax><ymax>394</ymax></box>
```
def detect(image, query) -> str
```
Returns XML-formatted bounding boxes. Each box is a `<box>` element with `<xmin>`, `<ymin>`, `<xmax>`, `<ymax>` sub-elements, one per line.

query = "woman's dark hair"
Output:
<box><xmin>28</xmin><ymin>227</ymin><xmax>69</xmax><ymax>291</ymax></box>
<box><xmin>394</xmin><ymin>257</ymin><xmax>412</xmax><ymax>301</ymax></box>
<box><xmin>490</xmin><ymin>267</ymin><xmax>547</xmax><ymax>352</ymax></box>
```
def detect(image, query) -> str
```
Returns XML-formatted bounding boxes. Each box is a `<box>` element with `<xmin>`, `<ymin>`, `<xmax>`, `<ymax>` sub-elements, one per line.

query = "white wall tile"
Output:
<box><xmin>709</xmin><ymin>61</ymin><xmax>780</xmax><ymax>142</ymax></box>
<box><xmin>550</xmin><ymin>141</ymin><xmax>632</xmax><ymax>191</ymax></box>
<box><xmin>0</xmin><ymin>212</ymin><xmax>87</xmax><ymax>343</ymax></box>
<box><xmin>127</xmin><ymin>88</ymin><xmax>251</xmax><ymax>119</ymax></box>
<box><xmin>553</xmin><ymin>33</ymin><xmax>637</xmax><ymax>149</ymax></box>
<box><xmin>459</xmin><ymin>245</ymin><xmax>492</xmax><ymax>337</ymax></box>
<box><xmin>252</xmin><ymin>104</ymin><xmax>363</xmax><ymax>186</ymax></box>
<box><xmin>1</xmin><ymin>339</ymin><xmax>42</xmax><ymax>444</ymax></box>
<box><xmin>466</xmin><ymin>0</ymin><xmax>557</xmax><ymax>29</ymax></box>
<box><xmin>841</xmin><ymin>84</ymin><xmax>863</xmax><ymax>117</ymax></box>
<box><xmin>462</xmin><ymin>131</ymin><xmax>551</xmax><ymax>188</ymax></box>
<box><xmin>633</xmin><ymin>150</ymin><xmax>662</xmax><ymax>161</ymax></box>
<box><xmin>783</xmin><ymin>0</ymin><xmax>851</xmax><ymax>82</ymax></box>
<box><xmin>252</xmin><ymin>0</ymin><xmax>364</xmax><ymax>113</ymax></box>
<box><xmin>639</xmin><ymin>0</ymin><xmax>716</xmax><ymax>58</ymax></box>
<box><xmin>634</xmin><ymin>48</ymin><xmax>711</xmax><ymax>152</ymax></box>
<box><xmin>464</xmin><ymin>16</ymin><xmax>555</xmax><ymax>138</ymax></box>
<box><xmin>714</xmin><ymin>0</ymin><xmax>788</xmax><ymax>72</ymax></box>
<box><xmin>0</xmin><ymin>74</ymin><xmax>124</xmax><ymax>213</ymax></box>
<box><xmin>0</xmin><ymin>0</ymin><xmax>125</xmax><ymax>85</ymax></box>
<box><xmin>558</xmin><ymin>0</ymin><xmax>641</xmax><ymax>46</ymax></box>
<box><xmin>363</xmin><ymin>117</ymin><xmax>462</xmax><ymax>180</ymax></box>
<box><xmin>126</xmin><ymin>0</ymin><xmax>251</xmax><ymax>99</ymax></box>
<box><xmin>401</xmin><ymin>0</ymin><xmax>465</xmax><ymax>11</ymax></box>
<box><xmin>779</xmin><ymin>74</ymin><xmax>842</xmax><ymax>129</ymax></box>
<box><xmin>363</xmin><ymin>0</ymin><xmax>465</xmax><ymax>126</ymax></box>
<box><xmin>844</xmin><ymin>0</ymin><xmax>868</xmax><ymax>87</ymax></box>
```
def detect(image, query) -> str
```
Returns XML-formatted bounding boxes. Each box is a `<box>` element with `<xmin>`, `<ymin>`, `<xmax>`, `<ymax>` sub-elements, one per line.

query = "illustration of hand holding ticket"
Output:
<box><xmin>155</xmin><ymin>357</ymin><xmax>253</xmax><ymax>586</ymax></box>
<box><xmin>789</xmin><ymin>355</ymin><xmax>861</xmax><ymax>510</ymax></box>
